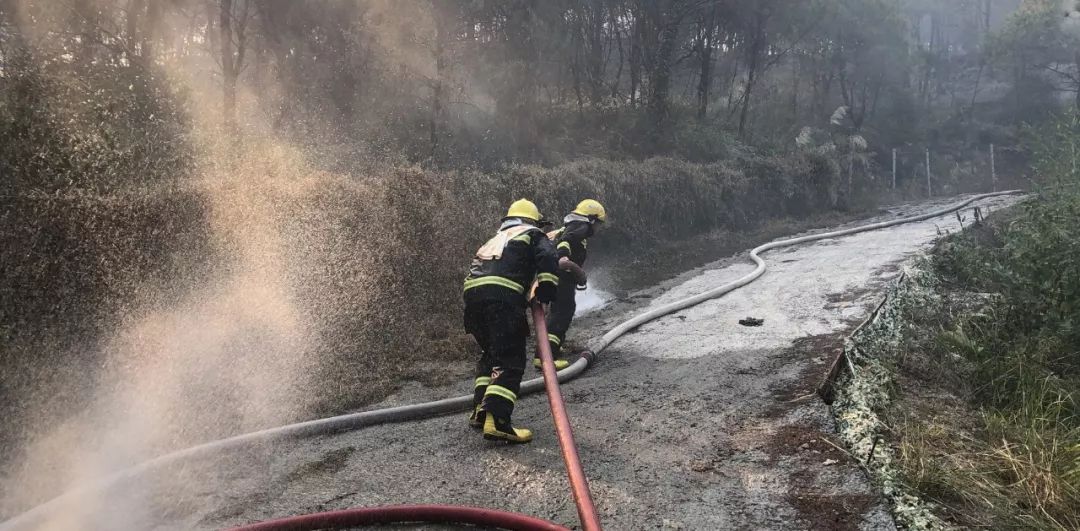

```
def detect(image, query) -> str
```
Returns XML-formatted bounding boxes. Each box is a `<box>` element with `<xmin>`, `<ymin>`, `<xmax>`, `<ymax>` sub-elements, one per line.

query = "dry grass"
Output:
<box><xmin>884</xmin><ymin>209</ymin><xmax>1080</xmax><ymax>529</ymax></box>
<box><xmin>893</xmin><ymin>390</ymin><xmax>1080</xmax><ymax>530</ymax></box>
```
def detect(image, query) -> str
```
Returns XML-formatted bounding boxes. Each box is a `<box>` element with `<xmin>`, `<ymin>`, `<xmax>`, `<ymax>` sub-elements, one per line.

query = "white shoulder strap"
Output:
<box><xmin>475</xmin><ymin>225</ymin><xmax>535</xmax><ymax>260</ymax></box>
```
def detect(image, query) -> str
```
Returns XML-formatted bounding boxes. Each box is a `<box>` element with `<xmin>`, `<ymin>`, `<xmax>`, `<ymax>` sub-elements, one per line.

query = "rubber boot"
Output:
<box><xmin>535</xmin><ymin>336</ymin><xmax>571</xmax><ymax>371</ymax></box>
<box><xmin>469</xmin><ymin>377</ymin><xmax>489</xmax><ymax>429</ymax></box>
<box><xmin>533</xmin><ymin>357</ymin><xmax>570</xmax><ymax>370</ymax></box>
<box><xmin>469</xmin><ymin>406</ymin><xmax>486</xmax><ymax>429</ymax></box>
<box><xmin>483</xmin><ymin>414</ymin><xmax>533</xmax><ymax>443</ymax></box>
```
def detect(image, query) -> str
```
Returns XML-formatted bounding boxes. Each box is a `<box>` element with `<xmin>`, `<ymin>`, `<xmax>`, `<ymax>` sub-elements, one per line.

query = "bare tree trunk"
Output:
<box><xmin>572</xmin><ymin>58</ymin><xmax>585</xmax><ymax>111</ymax></box>
<box><xmin>969</xmin><ymin>59</ymin><xmax>985</xmax><ymax>125</ymax></box>
<box><xmin>629</xmin><ymin>9</ymin><xmax>643</xmax><ymax>107</ymax></box>
<box><xmin>696</xmin><ymin>40</ymin><xmax>713</xmax><ymax>120</ymax></box>
<box><xmin>430</xmin><ymin>7</ymin><xmax>448</xmax><ymax>159</ymax></box>
<box><xmin>738</xmin><ymin>26</ymin><xmax>763</xmax><ymax>139</ymax></box>
<box><xmin>924</xmin><ymin>14</ymin><xmax>942</xmax><ymax>112</ymax></box>
<box><xmin>126</xmin><ymin>0</ymin><xmax>143</xmax><ymax>56</ymax></box>
<box><xmin>495</xmin><ymin>1</ymin><xmax>539</xmax><ymax>156</ymax></box>
<box><xmin>220</xmin><ymin>0</ymin><xmax>237</xmax><ymax>135</ymax></box>
<box><xmin>1074</xmin><ymin>53</ymin><xmax>1080</xmax><ymax>113</ymax></box>
<box><xmin>143</xmin><ymin>0</ymin><xmax>160</xmax><ymax>61</ymax></box>
<box><xmin>218</xmin><ymin>0</ymin><xmax>249</xmax><ymax>140</ymax></box>
<box><xmin>791</xmin><ymin>55</ymin><xmax>799</xmax><ymax>126</ymax></box>
<box><xmin>724</xmin><ymin>39</ymin><xmax>741</xmax><ymax>115</ymax></box>
<box><xmin>918</xmin><ymin>14</ymin><xmax>936</xmax><ymax>111</ymax></box>
<box><xmin>71</xmin><ymin>0</ymin><xmax>96</xmax><ymax>65</ymax></box>
<box><xmin>205</xmin><ymin>0</ymin><xmax>219</xmax><ymax>62</ymax></box>
<box><xmin>648</xmin><ymin>14</ymin><xmax>680</xmax><ymax>140</ymax></box>
<box><xmin>695</xmin><ymin>6</ymin><xmax>717</xmax><ymax>120</ymax></box>
<box><xmin>611</xmin><ymin>5</ymin><xmax>625</xmax><ymax>100</ymax></box>
<box><xmin>869</xmin><ymin>73</ymin><xmax>883</xmax><ymax>121</ymax></box>
<box><xmin>326</xmin><ymin>16</ymin><xmax>355</xmax><ymax>127</ymax></box>
<box><xmin>584</xmin><ymin>1</ymin><xmax>605</xmax><ymax>105</ymax></box>
<box><xmin>126</xmin><ymin>0</ymin><xmax>157</xmax><ymax>63</ymax></box>
<box><xmin>571</xmin><ymin>25</ymin><xmax>585</xmax><ymax>112</ymax></box>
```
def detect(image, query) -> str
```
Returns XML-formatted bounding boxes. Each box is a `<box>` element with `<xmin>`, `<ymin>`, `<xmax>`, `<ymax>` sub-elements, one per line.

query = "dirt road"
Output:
<box><xmin>147</xmin><ymin>195</ymin><xmax>1019</xmax><ymax>530</ymax></box>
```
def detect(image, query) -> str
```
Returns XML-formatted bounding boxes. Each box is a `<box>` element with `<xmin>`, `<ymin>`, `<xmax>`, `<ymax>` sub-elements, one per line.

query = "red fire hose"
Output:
<box><xmin>530</xmin><ymin>302</ymin><xmax>603</xmax><ymax>531</ymax></box>
<box><xmin>226</xmin><ymin>505</ymin><xmax>568</xmax><ymax>531</ymax></box>
<box><xmin>225</xmin><ymin>303</ymin><xmax>601</xmax><ymax>531</ymax></box>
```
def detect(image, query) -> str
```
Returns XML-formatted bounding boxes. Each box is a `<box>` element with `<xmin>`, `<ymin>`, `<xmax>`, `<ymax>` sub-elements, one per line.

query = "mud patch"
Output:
<box><xmin>824</xmin><ymin>287</ymin><xmax>876</xmax><ymax>310</ymax></box>
<box><xmin>875</xmin><ymin>263</ymin><xmax>902</xmax><ymax>276</ymax></box>
<box><xmin>764</xmin><ymin>424</ymin><xmax>848</xmax><ymax>462</ymax></box>
<box><xmin>768</xmin><ymin>333</ymin><xmax>843</xmax><ymax>407</ymax></box>
<box><xmin>283</xmin><ymin>446</ymin><xmax>355</xmax><ymax>483</ymax></box>
<box><xmin>687</xmin><ymin>438</ymin><xmax>738</xmax><ymax>474</ymax></box>
<box><xmin>787</xmin><ymin>492</ymin><xmax>876</xmax><ymax>531</ymax></box>
<box><xmin>200</xmin><ymin>491</ymin><xmax>272</xmax><ymax>526</ymax></box>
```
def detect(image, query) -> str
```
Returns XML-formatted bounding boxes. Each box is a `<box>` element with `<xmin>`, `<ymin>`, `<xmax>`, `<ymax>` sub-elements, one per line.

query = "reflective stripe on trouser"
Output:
<box><xmin>463</xmin><ymin>294</ymin><xmax>528</xmax><ymax>420</ymax></box>
<box><xmin>482</xmin><ymin>376</ymin><xmax>522</xmax><ymax>420</ymax></box>
<box><xmin>473</xmin><ymin>376</ymin><xmax>492</xmax><ymax>408</ymax></box>
<box><xmin>544</xmin><ymin>277</ymin><xmax>577</xmax><ymax>356</ymax></box>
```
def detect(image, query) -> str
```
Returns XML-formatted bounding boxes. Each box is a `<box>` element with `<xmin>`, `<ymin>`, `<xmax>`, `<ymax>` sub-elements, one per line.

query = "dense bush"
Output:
<box><xmin>0</xmin><ymin>30</ymin><xmax>202</xmax><ymax>462</ymax></box>
<box><xmin>0</xmin><ymin>42</ymin><xmax>191</xmax><ymax>195</ymax></box>
<box><xmin>935</xmin><ymin>117</ymin><xmax>1080</xmax><ymax>391</ymax></box>
<box><xmin>0</xmin><ymin>188</ymin><xmax>212</xmax><ymax>458</ymax></box>
<box><xmin>929</xmin><ymin>113</ymin><xmax>1080</xmax><ymax>529</ymax></box>
<box><xmin>0</xmin><ymin>149</ymin><xmax>845</xmax><ymax>463</ymax></box>
<box><xmin>269</xmin><ymin>151</ymin><xmax>845</xmax><ymax>416</ymax></box>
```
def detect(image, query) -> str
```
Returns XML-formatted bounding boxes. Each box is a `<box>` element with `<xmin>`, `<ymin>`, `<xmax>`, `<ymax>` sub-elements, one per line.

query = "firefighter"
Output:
<box><xmin>464</xmin><ymin>199</ymin><xmax>560</xmax><ymax>443</ymax></box>
<box><xmin>534</xmin><ymin>199</ymin><xmax>606</xmax><ymax>371</ymax></box>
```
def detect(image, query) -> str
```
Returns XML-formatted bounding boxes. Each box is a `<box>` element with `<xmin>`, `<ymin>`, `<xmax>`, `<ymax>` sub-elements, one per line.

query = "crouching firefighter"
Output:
<box><xmin>533</xmin><ymin>199</ymin><xmax>606</xmax><ymax>371</ymax></box>
<box><xmin>464</xmin><ymin>199</ymin><xmax>560</xmax><ymax>443</ymax></box>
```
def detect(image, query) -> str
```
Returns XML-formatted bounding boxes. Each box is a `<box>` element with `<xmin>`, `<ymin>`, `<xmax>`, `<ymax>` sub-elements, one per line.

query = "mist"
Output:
<box><xmin>0</xmin><ymin>0</ymin><xmax>1071</xmax><ymax>529</ymax></box>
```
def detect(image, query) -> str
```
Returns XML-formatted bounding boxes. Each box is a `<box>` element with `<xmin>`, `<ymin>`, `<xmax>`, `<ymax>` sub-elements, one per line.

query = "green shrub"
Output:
<box><xmin>927</xmin><ymin>112</ymin><xmax>1080</xmax><ymax>528</ymax></box>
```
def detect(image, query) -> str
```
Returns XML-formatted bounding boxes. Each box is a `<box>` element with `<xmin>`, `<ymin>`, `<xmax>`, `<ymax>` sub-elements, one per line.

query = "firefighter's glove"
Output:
<box><xmin>576</xmin><ymin>282</ymin><xmax>588</xmax><ymax>292</ymax></box>
<box><xmin>559</xmin><ymin>257</ymin><xmax>588</xmax><ymax>285</ymax></box>
<box><xmin>534</xmin><ymin>283</ymin><xmax>557</xmax><ymax>305</ymax></box>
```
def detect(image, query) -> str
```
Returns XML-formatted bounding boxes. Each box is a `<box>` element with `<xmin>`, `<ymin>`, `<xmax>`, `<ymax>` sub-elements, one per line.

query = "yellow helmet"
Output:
<box><xmin>572</xmin><ymin>199</ymin><xmax>607</xmax><ymax>223</ymax></box>
<box><xmin>505</xmin><ymin>198</ymin><xmax>542</xmax><ymax>222</ymax></box>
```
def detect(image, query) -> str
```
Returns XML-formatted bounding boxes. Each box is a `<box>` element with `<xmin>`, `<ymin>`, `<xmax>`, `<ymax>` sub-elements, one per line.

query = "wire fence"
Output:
<box><xmin>856</xmin><ymin>144</ymin><xmax>1010</xmax><ymax>198</ymax></box>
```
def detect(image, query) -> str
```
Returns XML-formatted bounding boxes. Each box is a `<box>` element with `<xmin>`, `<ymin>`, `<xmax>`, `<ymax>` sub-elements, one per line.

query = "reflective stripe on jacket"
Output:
<box><xmin>465</xmin><ymin>220</ymin><xmax>560</xmax><ymax>304</ymax></box>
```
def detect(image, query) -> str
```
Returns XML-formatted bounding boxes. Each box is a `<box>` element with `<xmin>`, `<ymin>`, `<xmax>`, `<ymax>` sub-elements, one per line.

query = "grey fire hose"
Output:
<box><xmin>0</xmin><ymin>190</ymin><xmax>1022</xmax><ymax>531</ymax></box>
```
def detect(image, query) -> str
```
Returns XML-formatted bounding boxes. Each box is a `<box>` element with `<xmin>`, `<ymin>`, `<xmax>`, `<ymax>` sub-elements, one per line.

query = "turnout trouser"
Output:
<box><xmin>543</xmin><ymin>275</ymin><xmax>577</xmax><ymax>357</ymax></box>
<box><xmin>464</xmin><ymin>296</ymin><xmax>528</xmax><ymax>421</ymax></box>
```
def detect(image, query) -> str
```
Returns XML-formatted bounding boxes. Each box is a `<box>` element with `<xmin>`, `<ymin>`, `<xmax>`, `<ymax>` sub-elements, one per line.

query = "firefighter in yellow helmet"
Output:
<box><xmin>533</xmin><ymin>199</ymin><xmax>607</xmax><ymax>371</ymax></box>
<box><xmin>463</xmin><ymin>199</ymin><xmax>560</xmax><ymax>443</ymax></box>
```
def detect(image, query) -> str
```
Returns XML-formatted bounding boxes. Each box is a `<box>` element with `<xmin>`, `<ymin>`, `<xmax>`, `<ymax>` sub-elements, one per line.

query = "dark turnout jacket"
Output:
<box><xmin>550</xmin><ymin>217</ymin><xmax>593</xmax><ymax>270</ymax></box>
<box><xmin>464</xmin><ymin>219</ymin><xmax>560</xmax><ymax>306</ymax></box>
